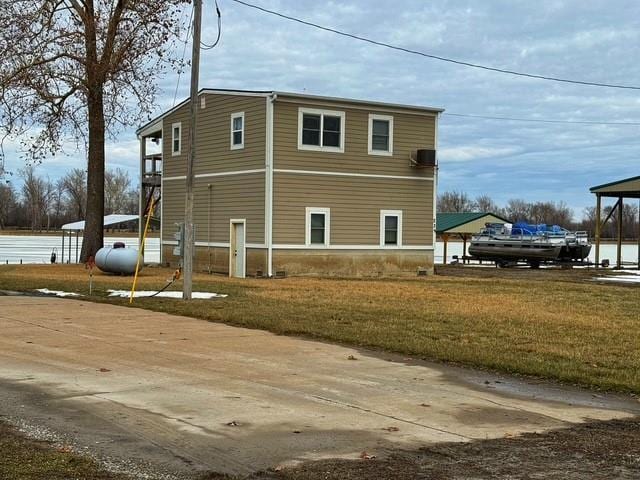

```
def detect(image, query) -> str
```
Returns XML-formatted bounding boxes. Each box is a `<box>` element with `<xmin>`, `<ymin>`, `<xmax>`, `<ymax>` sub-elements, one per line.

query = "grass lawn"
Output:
<box><xmin>0</xmin><ymin>422</ymin><xmax>129</xmax><ymax>480</ymax></box>
<box><xmin>0</xmin><ymin>264</ymin><xmax>638</xmax><ymax>393</ymax></box>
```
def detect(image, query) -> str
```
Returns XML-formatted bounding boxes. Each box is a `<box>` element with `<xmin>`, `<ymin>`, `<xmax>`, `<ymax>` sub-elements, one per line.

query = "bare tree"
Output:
<box><xmin>504</xmin><ymin>199</ymin><xmax>531</xmax><ymax>222</ymax></box>
<box><xmin>62</xmin><ymin>168</ymin><xmax>87</xmax><ymax>219</ymax></box>
<box><xmin>0</xmin><ymin>182</ymin><xmax>16</xmax><ymax>229</ymax></box>
<box><xmin>581</xmin><ymin>206</ymin><xmax>597</xmax><ymax>235</ymax></box>
<box><xmin>0</xmin><ymin>0</ymin><xmax>188</xmax><ymax>259</ymax></box>
<box><xmin>20</xmin><ymin>166</ymin><xmax>53</xmax><ymax>230</ymax></box>
<box><xmin>50</xmin><ymin>178</ymin><xmax>67</xmax><ymax>226</ymax></box>
<box><xmin>437</xmin><ymin>190</ymin><xmax>477</xmax><ymax>213</ymax></box>
<box><xmin>597</xmin><ymin>202</ymin><xmax>640</xmax><ymax>239</ymax></box>
<box><xmin>474</xmin><ymin>194</ymin><xmax>502</xmax><ymax>215</ymax></box>
<box><xmin>104</xmin><ymin>167</ymin><xmax>131</xmax><ymax>214</ymax></box>
<box><xmin>124</xmin><ymin>184</ymin><xmax>140</xmax><ymax>215</ymax></box>
<box><xmin>621</xmin><ymin>202</ymin><xmax>639</xmax><ymax>239</ymax></box>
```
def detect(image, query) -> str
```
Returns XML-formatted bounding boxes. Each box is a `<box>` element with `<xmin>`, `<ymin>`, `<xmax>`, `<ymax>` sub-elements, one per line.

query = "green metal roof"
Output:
<box><xmin>590</xmin><ymin>175</ymin><xmax>640</xmax><ymax>193</ymax></box>
<box><xmin>436</xmin><ymin>212</ymin><xmax>510</xmax><ymax>233</ymax></box>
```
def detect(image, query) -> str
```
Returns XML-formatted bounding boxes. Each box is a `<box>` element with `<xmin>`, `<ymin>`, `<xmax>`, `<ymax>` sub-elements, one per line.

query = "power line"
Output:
<box><xmin>201</xmin><ymin>0</ymin><xmax>222</xmax><ymax>50</ymax></box>
<box><xmin>444</xmin><ymin>112</ymin><xmax>640</xmax><ymax>126</ymax></box>
<box><xmin>173</xmin><ymin>5</ymin><xmax>194</xmax><ymax>107</ymax></box>
<box><xmin>230</xmin><ymin>0</ymin><xmax>640</xmax><ymax>91</ymax></box>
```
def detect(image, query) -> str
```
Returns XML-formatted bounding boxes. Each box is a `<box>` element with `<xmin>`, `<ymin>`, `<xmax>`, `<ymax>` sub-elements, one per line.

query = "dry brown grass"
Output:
<box><xmin>1</xmin><ymin>264</ymin><xmax>639</xmax><ymax>392</ymax></box>
<box><xmin>0</xmin><ymin>422</ymin><xmax>129</xmax><ymax>480</ymax></box>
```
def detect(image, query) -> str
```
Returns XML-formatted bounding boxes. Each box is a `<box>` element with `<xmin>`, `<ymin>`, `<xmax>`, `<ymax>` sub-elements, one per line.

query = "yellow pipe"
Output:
<box><xmin>130</xmin><ymin>196</ymin><xmax>155</xmax><ymax>304</ymax></box>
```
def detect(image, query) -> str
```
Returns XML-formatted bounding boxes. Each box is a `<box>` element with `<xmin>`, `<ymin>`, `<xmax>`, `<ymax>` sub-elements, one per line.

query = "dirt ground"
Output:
<box><xmin>242</xmin><ymin>417</ymin><xmax>640</xmax><ymax>480</ymax></box>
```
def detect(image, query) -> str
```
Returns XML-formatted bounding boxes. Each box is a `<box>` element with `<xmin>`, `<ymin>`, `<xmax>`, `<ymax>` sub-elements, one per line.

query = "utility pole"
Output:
<box><xmin>183</xmin><ymin>0</ymin><xmax>202</xmax><ymax>300</ymax></box>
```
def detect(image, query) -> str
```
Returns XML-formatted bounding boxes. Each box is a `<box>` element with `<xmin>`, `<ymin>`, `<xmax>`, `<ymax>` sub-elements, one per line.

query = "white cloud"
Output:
<box><xmin>439</xmin><ymin>146</ymin><xmax>522</xmax><ymax>162</ymax></box>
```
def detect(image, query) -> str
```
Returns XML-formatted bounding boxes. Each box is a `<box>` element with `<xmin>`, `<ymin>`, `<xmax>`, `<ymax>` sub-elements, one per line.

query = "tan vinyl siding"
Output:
<box><xmin>162</xmin><ymin>94</ymin><xmax>266</xmax><ymax>178</ymax></box>
<box><xmin>273</xmin><ymin>173</ymin><xmax>433</xmax><ymax>246</ymax></box>
<box><xmin>273</xmin><ymin>99</ymin><xmax>435</xmax><ymax>177</ymax></box>
<box><xmin>162</xmin><ymin>173</ymin><xmax>265</xmax><ymax>244</ymax></box>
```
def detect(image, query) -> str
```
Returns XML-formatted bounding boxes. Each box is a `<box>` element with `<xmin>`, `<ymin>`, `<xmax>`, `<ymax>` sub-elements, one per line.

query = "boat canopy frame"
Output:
<box><xmin>590</xmin><ymin>175</ymin><xmax>640</xmax><ymax>269</ymax></box>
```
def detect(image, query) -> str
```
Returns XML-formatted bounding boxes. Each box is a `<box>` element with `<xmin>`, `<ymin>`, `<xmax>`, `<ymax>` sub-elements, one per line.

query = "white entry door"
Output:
<box><xmin>229</xmin><ymin>220</ymin><xmax>246</xmax><ymax>278</ymax></box>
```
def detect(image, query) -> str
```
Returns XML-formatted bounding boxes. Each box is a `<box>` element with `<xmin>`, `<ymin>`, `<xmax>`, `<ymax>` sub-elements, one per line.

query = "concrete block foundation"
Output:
<box><xmin>272</xmin><ymin>249</ymin><xmax>434</xmax><ymax>277</ymax></box>
<box><xmin>162</xmin><ymin>245</ymin><xmax>434</xmax><ymax>277</ymax></box>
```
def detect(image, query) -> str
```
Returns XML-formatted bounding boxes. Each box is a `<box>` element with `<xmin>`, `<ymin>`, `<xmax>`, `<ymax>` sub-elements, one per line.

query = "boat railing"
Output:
<box><xmin>475</xmin><ymin>225</ymin><xmax>591</xmax><ymax>245</ymax></box>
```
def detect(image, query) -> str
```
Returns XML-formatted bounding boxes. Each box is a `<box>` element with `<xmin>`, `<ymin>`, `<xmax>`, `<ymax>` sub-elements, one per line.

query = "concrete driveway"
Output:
<box><xmin>0</xmin><ymin>295</ymin><xmax>638</xmax><ymax>476</ymax></box>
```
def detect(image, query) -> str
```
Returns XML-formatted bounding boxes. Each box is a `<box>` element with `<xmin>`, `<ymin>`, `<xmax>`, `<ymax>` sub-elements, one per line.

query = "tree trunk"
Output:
<box><xmin>80</xmin><ymin>84</ymin><xmax>105</xmax><ymax>262</ymax></box>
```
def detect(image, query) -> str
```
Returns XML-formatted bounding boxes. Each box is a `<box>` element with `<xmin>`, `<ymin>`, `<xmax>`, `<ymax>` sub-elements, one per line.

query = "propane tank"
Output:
<box><xmin>95</xmin><ymin>243</ymin><xmax>139</xmax><ymax>275</ymax></box>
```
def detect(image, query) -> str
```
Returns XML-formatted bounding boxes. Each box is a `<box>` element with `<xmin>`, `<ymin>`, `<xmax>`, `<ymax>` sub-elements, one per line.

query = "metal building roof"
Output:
<box><xmin>436</xmin><ymin>212</ymin><xmax>510</xmax><ymax>233</ymax></box>
<box><xmin>590</xmin><ymin>175</ymin><xmax>640</xmax><ymax>198</ymax></box>
<box><xmin>62</xmin><ymin>214</ymin><xmax>139</xmax><ymax>231</ymax></box>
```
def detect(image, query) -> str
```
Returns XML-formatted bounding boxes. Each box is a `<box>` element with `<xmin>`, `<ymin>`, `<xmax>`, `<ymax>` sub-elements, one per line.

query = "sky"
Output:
<box><xmin>3</xmin><ymin>0</ymin><xmax>640</xmax><ymax>218</ymax></box>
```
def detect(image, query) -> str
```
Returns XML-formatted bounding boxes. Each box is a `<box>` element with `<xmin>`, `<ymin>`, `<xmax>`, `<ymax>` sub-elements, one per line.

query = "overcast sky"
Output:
<box><xmin>4</xmin><ymin>0</ymin><xmax>640</xmax><ymax>217</ymax></box>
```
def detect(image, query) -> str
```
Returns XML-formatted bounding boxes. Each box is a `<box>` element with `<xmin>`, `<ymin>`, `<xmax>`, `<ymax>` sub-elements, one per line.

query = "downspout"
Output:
<box><xmin>433</xmin><ymin>112</ymin><xmax>440</xmax><ymax>268</ymax></box>
<box><xmin>207</xmin><ymin>183</ymin><xmax>212</xmax><ymax>273</ymax></box>
<box><xmin>265</xmin><ymin>93</ymin><xmax>277</xmax><ymax>277</ymax></box>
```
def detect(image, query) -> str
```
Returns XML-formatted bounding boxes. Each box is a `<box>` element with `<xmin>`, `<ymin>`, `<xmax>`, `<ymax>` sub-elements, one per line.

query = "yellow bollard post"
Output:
<box><xmin>130</xmin><ymin>196</ymin><xmax>155</xmax><ymax>304</ymax></box>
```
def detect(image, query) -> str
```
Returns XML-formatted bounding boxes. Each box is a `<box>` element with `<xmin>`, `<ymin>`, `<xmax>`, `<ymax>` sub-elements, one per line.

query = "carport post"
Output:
<box><xmin>595</xmin><ymin>194</ymin><xmax>601</xmax><ymax>267</ymax></box>
<box><xmin>637</xmin><ymin>199</ymin><xmax>640</xmax><ymax>270</ymax></box>
<box><xmin>442</xmin><ymin>233</ymin><xmax>449</xmax><ymax>265</ymax></box>
<box><xmin>61</xmin><ymin>230</ymin><xmax>65</xmax><ymax>264</ymax></box>
<box><xmin>617</xmin><ymin>197</ymin><xmax>623</xmax><ymax>269</ymax></box>
<box><xmin>462</xmin><ymin>234</ymin><xmax>468</xmax><ymax>263</ymax></box>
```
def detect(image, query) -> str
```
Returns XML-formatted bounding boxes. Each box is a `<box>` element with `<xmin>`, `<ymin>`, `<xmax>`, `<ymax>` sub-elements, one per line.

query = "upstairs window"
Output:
<box><xmin>305</xmin><ymin>207</ymin><xmax>330</xmax><ymax>246</ymax></box>
<box><xmin>230</xmin><ymin>112</ymin><xmax>244</xmax><ymax>150</ymax></box>
<box><xmin>171</xmin><ymin>122</ymin><xmax>181</xmax><ymax>156</ymax></box>
<box><xmin>298</xmin><ymin>108</ymin><xmax>345</xmax><ymax>153</ymax></box>
<box><xmin>368</xmin><ymin>114</ymin><xmax>393</xmax><ymax>156</ymax></box>
<box><xmin>380</xmin><ymin>210</ymin><xmax>402</xmax><ymax>246</ymax></box>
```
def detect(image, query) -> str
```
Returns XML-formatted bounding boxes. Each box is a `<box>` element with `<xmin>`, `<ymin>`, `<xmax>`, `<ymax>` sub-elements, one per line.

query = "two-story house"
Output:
<box><xmin>137</xmin><ymin>89</ymin><xmax>442</xmax><ymax>277</ymax></box>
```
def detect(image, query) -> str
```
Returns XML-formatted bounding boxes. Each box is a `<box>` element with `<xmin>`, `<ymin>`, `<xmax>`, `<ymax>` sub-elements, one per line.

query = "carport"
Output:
<box><xmin>436</xmin><ymin>212</ymin><xmax>511</xmax><ymax>264</ymax></box>
<box><xmin>590</xmin><ymin>175</ymin><xmax>640</xmax><ymax>269</ymax></box>
<box><xmin>61</xmin><ymin>214</ymin><xmax>139</xmax><ymax>263</ymax></box>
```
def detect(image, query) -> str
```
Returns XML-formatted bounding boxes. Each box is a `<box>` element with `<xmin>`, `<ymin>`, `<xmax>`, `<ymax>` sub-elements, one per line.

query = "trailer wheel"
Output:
<box><xmin>530</xmin><ymin>260</ymin><xmax>540</xmax><ymax>269</ymax></box>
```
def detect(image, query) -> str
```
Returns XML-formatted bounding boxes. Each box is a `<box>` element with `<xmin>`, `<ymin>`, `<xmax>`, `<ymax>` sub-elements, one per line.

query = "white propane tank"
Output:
<box><xmin>95</xmin><ymin>243</ymin><xmax>140</xmax><ymax>275</ymax></box>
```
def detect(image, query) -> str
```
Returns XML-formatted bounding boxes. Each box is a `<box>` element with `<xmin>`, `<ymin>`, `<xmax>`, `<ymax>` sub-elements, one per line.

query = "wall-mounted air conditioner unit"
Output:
<box><xmin>410</xmin><ymin>149</ymin><xmax>437</xmax><ymax>168</ymax></box>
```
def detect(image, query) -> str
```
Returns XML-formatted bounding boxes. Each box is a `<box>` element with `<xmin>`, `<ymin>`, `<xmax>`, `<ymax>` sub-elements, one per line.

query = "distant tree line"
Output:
<box><xmin>0</xmin><ymin>166</ymin><xmax>139</xmax><ymax>231</ymax></box>
<box><xmin>438</xmin><ymin>190</ymin><xmax>639</xmax><ymax>239</ymax></box>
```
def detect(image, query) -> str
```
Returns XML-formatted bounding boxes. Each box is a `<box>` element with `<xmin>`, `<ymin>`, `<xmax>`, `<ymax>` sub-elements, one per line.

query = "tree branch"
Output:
<box><xmin>99</xmin><ymin>0</ymin><xmax>126</xmax><ymax>75</ymax></box>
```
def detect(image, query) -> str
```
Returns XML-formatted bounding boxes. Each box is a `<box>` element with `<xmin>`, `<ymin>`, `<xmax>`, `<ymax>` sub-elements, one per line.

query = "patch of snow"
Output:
<box><xmin>594</xmin><ymin>276</ymin><xmax>640</xmax><ymax>284</ymax></box>
<box><xmin>612</xmin><ymin>270</ymin><xmax>640</xmax><ymax>275</ymax></box>
<box><xmin>35</xmin><ymin>288</ymin><xmax>82</xmax><ymax>297</ymax></box>
<box><xmin>107</xmin><ymin>289</ymin><xmax>227</xmax><ymax>299</ymax></box>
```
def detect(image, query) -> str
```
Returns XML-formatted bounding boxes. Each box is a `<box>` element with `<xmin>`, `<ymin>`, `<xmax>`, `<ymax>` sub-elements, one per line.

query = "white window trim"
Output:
<box><xmin>380</xmin><ymin>210</ymin><xmax>403</xmax><ymax>247</ymax></box>
<box><xmin>230</xmin><ymin>111</ymin><xmax>245</xmax><ymax>150</ymax></box>
<box><xmin>298</xmin><ymin>107</ymin><xmax>345</xmax><ymax>153</ymax></box>
<box><xmin>305</xmin><ymin>207</ymin><xmax>331</xmax><ymax>247</ymax></box>
<box><xmin>368</xmin><ymin>114</ymin><xmax>394</xmax><ymax>156</ymax></box>
<box><xmin>171</xmin><ymin>122</ymin><xmax>181</xmax><ymax>156</ymax></box>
